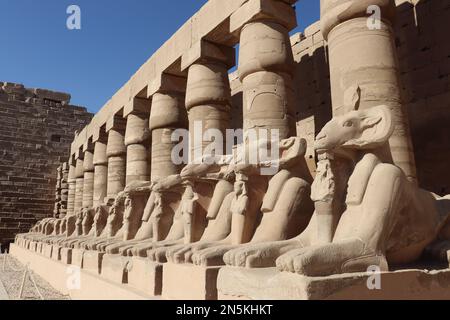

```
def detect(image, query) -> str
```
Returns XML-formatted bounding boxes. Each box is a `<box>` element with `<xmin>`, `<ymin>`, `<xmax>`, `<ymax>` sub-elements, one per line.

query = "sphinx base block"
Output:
<box><xmin>51</xmin><ymin>245</ymin><xmax>62</xmax><ymax>261</ymax></box>
<box><xmin>9</xmin><ymin>244</ymin><xmax>156</xmax><ymax>300</ymax></box>
<box><xmin>43</xmin><ymin>243</ymin><xmax>53</xmax><ymax>258</ymax></box>
<box><xmin>101</xmin><ymin>254</ymin><xmax>130</xmax><ymax>284</ymax></box>
<box><xmin>60</xmin><ymin>247</ymin><xmax>72</xmax><ymax>264</ymax></box>
<box><xmin>31</xmin><ymin>241</ymin><xmax>38</xmax><ymax>253</ymax></box>
<box><xmin>38</xmin><ymin>242</ymin><xmax>45</xmax><ymax>254</ymax></box>
<box><xmin>162</xmin><ymin>263</ymin><xmax>221</xmax><ymax>300</ymax></box>
<box><xmin>72</xmin><ymin>249</ymin><xmax>84</xmax><ymax>267</ymax></box>
<box><xmin>127</xmin><ymin>257</ymin><xmax>162</xmax><ymax>296</ymax></box>
<box><xmin>83</xmin><ymin>250</ymin><xmax>104</xmax><ymax>274</ymax></box>
<box><xmin>217</xmin><ymin>267</ymin><xmax>450</xmax><ymax>300</ymax></box>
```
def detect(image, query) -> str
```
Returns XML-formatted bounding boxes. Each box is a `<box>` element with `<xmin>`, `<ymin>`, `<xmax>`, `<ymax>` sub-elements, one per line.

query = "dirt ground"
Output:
<box><xmin>0</xmin><ymin>254</ymin><xmax>70</xmax><ymax>300</ymax></box>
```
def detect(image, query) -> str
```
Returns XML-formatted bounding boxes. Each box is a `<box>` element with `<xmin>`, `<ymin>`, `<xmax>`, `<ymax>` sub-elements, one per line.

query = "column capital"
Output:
<box><xmin>230</xmin><ymin>0</ymin><xmax>297</xmax><ymax>35</ymax></box>
<box><xmin>320</xmin><ymin>0</ymin><xmax>395</xmax><ymax>40</ymax></box>
<box><xmin>181</xmin><ymin>40</ymin><xmax>235</xmax><ymax>72</ymax></box>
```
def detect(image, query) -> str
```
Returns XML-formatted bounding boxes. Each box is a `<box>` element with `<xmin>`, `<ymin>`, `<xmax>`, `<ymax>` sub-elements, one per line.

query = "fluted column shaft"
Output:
<box><xmin>238</xmin><ymin>20</ymin><xmax>297</xmax><ymax>140</ymax></box>
<box><xmin>149</xmin><ymin>92</ymin><xmax>187</xmax><ymax>181</ymax></box>
<box><xmin>59</xmin><ymin>162</ymin><xmax>69</xmax><ymax>218</ymax></box>
<box><xmin>185</xmin><ymin>61</ymin><xmax>232</xmax><ymax>162</ymax></box>
<box><xmin>74</xmin><ymin>157</ymin><xmax>84</xmax><ymax>213</ymax></box>
<box><xmin>66</xmin><ymin>161</ymin><xmax>76</xmax><ymax>216</ymax></box>
<box><xmin>106</xmin><ymin>122</ymin><xmax>127</xmax><ymax>199</ymax></box>
<box><xmin>82</xmin><ymin>149</ymin><xmax>95</xmax><ymax>208</ymax></box>
<box><xmin>93</xmin><ymin>138</ymin><xmax>108</xmax><ymax>207</ymax></box>
<box><xmin>125</xmin><ymin>113</ymin><xmax>151</xmax><ymax>185</ymax></box>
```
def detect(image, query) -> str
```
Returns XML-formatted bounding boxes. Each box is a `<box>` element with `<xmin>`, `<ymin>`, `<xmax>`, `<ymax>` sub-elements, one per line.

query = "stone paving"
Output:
<box><xmin>0</xmin><ymin>254</ymin><xmax>69</xmax><ymax>300</ymax></box>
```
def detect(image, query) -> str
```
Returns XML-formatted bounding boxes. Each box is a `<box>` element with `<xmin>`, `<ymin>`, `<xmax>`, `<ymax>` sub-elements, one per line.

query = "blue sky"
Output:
<box><xmin>0</xmin><ymin>0</ymin><xmax>320</xmax><ymax>113</ymax></box>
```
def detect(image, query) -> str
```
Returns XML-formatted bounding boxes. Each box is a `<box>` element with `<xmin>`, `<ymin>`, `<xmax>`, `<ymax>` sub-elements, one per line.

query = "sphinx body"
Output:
<box><xmin>147</xmin><ymin>156</ymin><xmax>237</xmax><ymax>262</ymax></box>
<box><xmin>102</xmin><ymin>175</ymin><xmax>184</xmax><ymax>256</ymax></box>
<box><xmin>165</xmin><ymin>136</ymin><xmax>314</xmax><ymax>267</ymax></box>
<box><xmin>225</xmin><ymin>105</ymin><xmax>450</xmax><ymax>276</ymax></box>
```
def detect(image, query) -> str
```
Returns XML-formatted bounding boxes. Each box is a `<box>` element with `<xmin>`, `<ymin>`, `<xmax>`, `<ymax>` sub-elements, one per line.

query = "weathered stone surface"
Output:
<box><xmin>0</xmin><ymin>83</ymin><xmax>92</xmax><ymax>247</ymax></box>
<box><xmin>217</xmin><ymin>266</ymin><xmax>450</xmax><ymax>300</ymax></box>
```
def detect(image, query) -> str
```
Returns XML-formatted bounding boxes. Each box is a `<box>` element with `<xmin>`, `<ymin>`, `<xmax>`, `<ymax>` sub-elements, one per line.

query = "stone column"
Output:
<box><xmin>82</xmin><ymin>145</ymin><xmax>95</xmax><ymax>209</ymax></box>
<box><xmin>53</xmin><ymin>165</ymin><xmax>62</xmax><ymax>218</ymax></box>
<box><xmin>125</xmin><ymin>111</ymin><xmax>151</xmax><ymax>185</ymax></box>
<box><xmin>182</xmin><ymin>41</ymin><xmax>234</xmax><ymax>161</ymax></box>
<box><xmin>231</xmin><ymin>0</ymin><xmax>298</xmax><ymax>140</ymax></box>
<box><xmin>106</xmin><ymin>116</ymin><xmax>127</xmax><ymax>199</ymax></box>
<box><xmin>66</xmin><ymin>159</ymin><xmax>76</xmax><ymax>216</ymax></box>
<box><xmin>320</xmin><ymin>0</ymin><xmax>417</xmax><ymax>181</ymax></box>
<box><xmin>93</xmin><ymin>133</ymin><xmax>108</xmax><ymax>207</ymax></box>
<box><xmin>74</xmin><ymin>156</ymin><xmax>84</xmax><ymax>213</ymax></box>
<box><xmin>148</xmin><ymin>75</ymin><xmax>188</xmax><ymax>181</ymax></box>
<box><xmin>59</xmin><ymin>162</ymin><xmax>69</xmax><ymax>218</ymax></box>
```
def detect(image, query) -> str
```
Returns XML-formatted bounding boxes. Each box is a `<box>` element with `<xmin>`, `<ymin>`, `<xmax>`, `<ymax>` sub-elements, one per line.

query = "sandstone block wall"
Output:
<box><xmin>294</xmin><ymin>0</ymin><xmax>450</xmax><ymax>195</ymax></box>
<box><xmin>0</xmin><ymin>82</ymin><xmax>92</xmax><ymax>247</ymax></box>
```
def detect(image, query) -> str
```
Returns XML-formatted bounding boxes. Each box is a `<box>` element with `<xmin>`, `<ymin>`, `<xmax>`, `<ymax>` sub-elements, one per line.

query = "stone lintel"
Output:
<box><xmin>230</xmin><ymin>0</ymin><xmax>297</xmax><ymax>35</ymax></box>
<box><xmin>92</xmin><ymin>126</ymin><xmax>107</xmax><ymax>144</ymax></box>
<box><xmin>181</xmin><ymin>40</ymin><xmax>236</xmax><ymax>72</ymax></box>
<box><xmin>82</xmin><ymin>138</ymin><xmax>94</xmax><ymax>153</ymax></box>
<box><xmin>106</xmin><ymin>113</ymin><xmax>127</xmax><ymax>133</ymax></box>
<box><xmin>147</xmin><ymin>73</ymin><xmax>187</xmax><ymax>98</ymax></box>
<box><xmin>74</xmin><ymin>148</ymin><xmax>84</xmax><ymax>161</ymax></box>
<box><xmin>123</xmin><ymin>97</ymin><xmax>152</xmax><ymax>117</ymax></box>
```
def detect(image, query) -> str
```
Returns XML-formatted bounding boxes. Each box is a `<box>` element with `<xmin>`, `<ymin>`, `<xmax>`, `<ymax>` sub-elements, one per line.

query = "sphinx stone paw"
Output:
<box><xmin>276</xmin><ymin>249</ymin><xmax>305</xmax><ymax>273</ymax></box>
<box><xmin>192</xmin><ymin>247</ymin><xmax>229</xmax><ymax>266</ymax></box>
<box><xmin>276</xmin><ymin>245</ymin><xmax>347</xmax><ymax>276</ymax></box>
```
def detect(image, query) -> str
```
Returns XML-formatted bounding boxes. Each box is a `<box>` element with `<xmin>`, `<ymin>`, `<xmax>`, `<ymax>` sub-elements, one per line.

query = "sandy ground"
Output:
<box><xmin>0</xmin><ymin>254</ymin><xmax>70</xmax><ymax>300</ymax></box>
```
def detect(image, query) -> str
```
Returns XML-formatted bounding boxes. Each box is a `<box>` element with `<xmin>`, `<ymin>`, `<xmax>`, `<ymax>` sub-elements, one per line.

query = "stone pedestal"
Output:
<box><xmin>43</xmin><ymin>243</ymin><xmax>53</xmax><ymax>258</ymax></box>
<box><xmin>162</xmin><ymin>263</ymin><xmax>221</xmax><ymax>300</ymax></box>
<box><xmin>10</xmin><ymin>244</ymin><xmax>153</xmax><ymax>300</ymax></box>
<box><xmin>127</xmin><ymin>257</ymin><xmax>163</xmax><ymax>296</ymax></box>
<box><xmin>51</xmin><ymin>245</ymin><xmax>62</xmax><ymax>261</ymax></box>
<box><xmin>101</xmin><ymin>254</ymin><xmax>130</xmax><ymax>284</ymax></box>
<box><xmin>72</xmin><ymin>248</ymin><xmax>84</xmax><ymax>267</ymax></box>
<box><xmin>217</xmin><ymin>267</ymin><xmax>450</xmax><ymax>300</ymax></box>
<box><xmin>60</xmin><ymin>247</ymin><xmax>72</xmax><ymax>264</ymax></box>
<box><xmin>83</xmin><ymin>250</ymin><xmax>104</xmax><ymax>274</ymax></box>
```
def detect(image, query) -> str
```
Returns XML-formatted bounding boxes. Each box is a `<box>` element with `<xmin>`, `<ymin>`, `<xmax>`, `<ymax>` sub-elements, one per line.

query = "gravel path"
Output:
<box><xmin>0</xmin><ymin>255</ymin><xmax>70</xmax><ymax>300</ymax></box>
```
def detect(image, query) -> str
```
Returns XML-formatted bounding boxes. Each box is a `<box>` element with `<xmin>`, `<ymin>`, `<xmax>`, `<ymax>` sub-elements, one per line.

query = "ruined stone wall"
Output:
<box><xmin>293</xmin><ymin>0</ymin><xmax>450</xmax><ymax>195</ymax></box>
<box><xmin>0</xmin><ymin>82</ymin><xmax>93</xmax><ymax>247</ymax></box>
